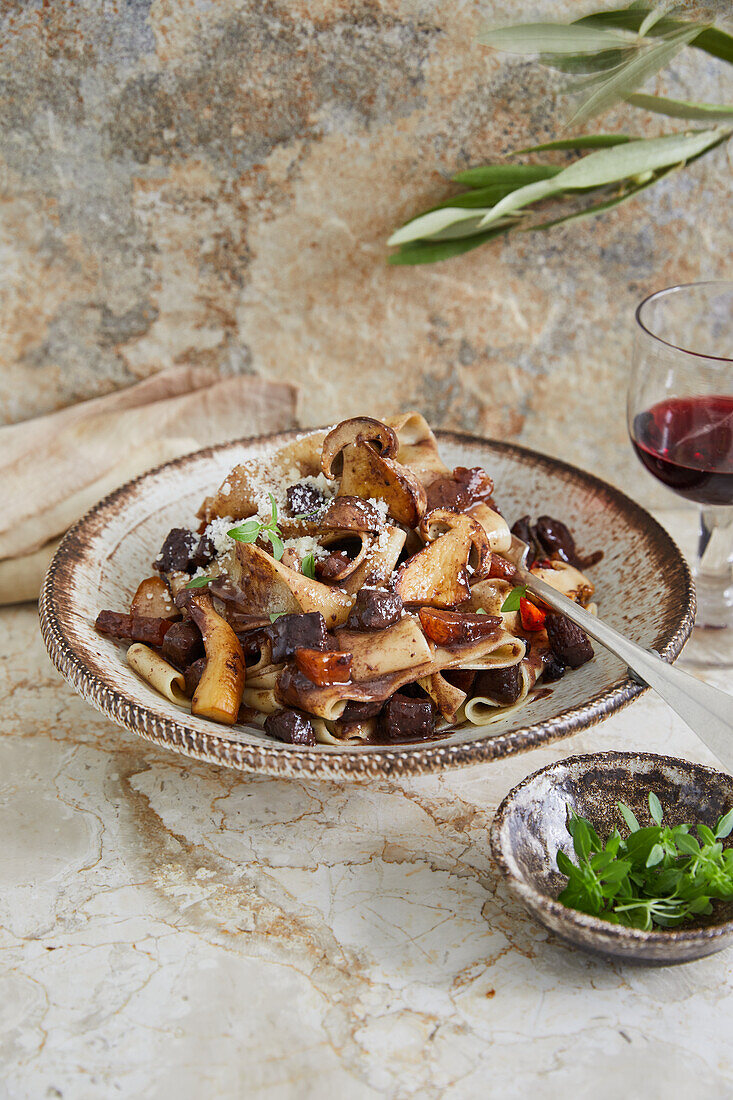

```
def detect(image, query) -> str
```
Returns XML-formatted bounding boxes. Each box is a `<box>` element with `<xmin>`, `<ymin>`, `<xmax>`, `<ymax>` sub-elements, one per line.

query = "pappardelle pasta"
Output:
<box><xmin>95</xmin><ymin>413</ymin><xmax>601</xmax><ymax>747</ymax></box>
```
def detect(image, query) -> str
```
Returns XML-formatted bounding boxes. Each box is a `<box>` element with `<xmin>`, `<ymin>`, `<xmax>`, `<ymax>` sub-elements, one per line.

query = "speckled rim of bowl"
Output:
<box><xmin>38</xmin><ymin>429</ymin><xmax>696</xmax><ymax>781</ymax></box>
<box><xmin>490</xmin><ymin>751</ymin><xmax>733</xmax><ymax>959</ymax></box>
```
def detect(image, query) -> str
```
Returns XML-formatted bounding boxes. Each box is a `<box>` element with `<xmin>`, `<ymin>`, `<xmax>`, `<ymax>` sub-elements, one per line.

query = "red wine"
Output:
<box><xmin>632</xmin><ymin>395</ymin><xmax>733</xmax><ymax>505</ymax></box>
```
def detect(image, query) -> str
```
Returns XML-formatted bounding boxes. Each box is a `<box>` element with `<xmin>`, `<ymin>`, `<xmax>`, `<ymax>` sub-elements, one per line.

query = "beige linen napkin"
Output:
<box><xmin>0</xmin><ymin>366</ymin><xmax>297</xmax><ymax>604</ymax></box>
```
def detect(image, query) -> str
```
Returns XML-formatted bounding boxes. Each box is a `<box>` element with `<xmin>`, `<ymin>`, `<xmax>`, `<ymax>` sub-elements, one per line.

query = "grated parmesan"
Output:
<box><xmin>281</xmin><ymin>536</ymin><xmax>329</xmax><ymax>560</ymax></box>
<box><xmin>204</xmin><ymin>516</ymin><xmax>236</xmax><ymax>555</ymax></box>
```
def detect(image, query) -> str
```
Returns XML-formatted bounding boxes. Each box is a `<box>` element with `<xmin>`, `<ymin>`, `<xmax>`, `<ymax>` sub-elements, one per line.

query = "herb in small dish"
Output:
<box><xmin>556</xmin><ymin>793</ymin><xmax>733</xmax><ymax>931</ymax></box>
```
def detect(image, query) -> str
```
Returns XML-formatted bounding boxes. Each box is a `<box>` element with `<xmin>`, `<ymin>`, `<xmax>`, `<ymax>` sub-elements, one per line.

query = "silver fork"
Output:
<box><xmin>507</xmin><ymin>537</ymin><xmax>733</xmax><ymax>770</ymax></box>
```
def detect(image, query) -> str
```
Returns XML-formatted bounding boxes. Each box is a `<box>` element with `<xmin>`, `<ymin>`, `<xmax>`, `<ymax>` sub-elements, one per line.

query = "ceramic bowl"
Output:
<box><xmin>39</xmin><ymin>430</ymin><xmax>694</xmax><ymax>780</ymax></box>
<box><xmin>491</xmin><ymin>751</ymin><xmax>733</xmax><ymax>963</ymax></box>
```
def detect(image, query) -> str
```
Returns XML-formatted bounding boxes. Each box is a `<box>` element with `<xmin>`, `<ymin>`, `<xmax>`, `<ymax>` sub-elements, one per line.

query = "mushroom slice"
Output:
<box><xmin>183</xmin><ymin>591</ymin><xmax>246</xmax><ymax>725</ymax></box>
<box><xmin>321</xmin><ymin>417</ymin><xmax>398</xmax><ymax>478</ymax></box>
<box><xmin>316</xmin><ymin>525</ymin><xmax>406</xmax><ymax>594</ymax></box>
<box><xmin>395</xmin><ymin>511</ymin><xmax>490</xmax><ymax>608</ymax></box>
<box><xmin>383</xmin><ymin>412</ymin><xmax>451</xmax><ymax>487</ymax></box>
<box><xmin>320</xmin><ymin>495</ymin><xmax>386</xmax><ymax>532</ymax></box>
<box><xmin>317</xmin><ymin>531</ymin><xmax>369</xmax><ymax>583</ymax></box>
<box><xmin>320</xmin><ymin>417</ymin><xmax>427</xmax><ymax>527</ymax></box>
<box><xmin>417</xmin><ymin>608</ymin><xmax>501</xmax><ymax>646</ymax></box>
<box><xmin>419</xmin><ymin>509</ymin><xmax>491</xmax><ymax>578</ymax></box>
<box><xmin>465</xmin><ymin>503</ymin><xmax>512</xmax><ymax>553</ymax></box>
<box><xmin>228</xmin><ymin>542</ymin><xmax>353</xmax><ymax>627</ymax></box>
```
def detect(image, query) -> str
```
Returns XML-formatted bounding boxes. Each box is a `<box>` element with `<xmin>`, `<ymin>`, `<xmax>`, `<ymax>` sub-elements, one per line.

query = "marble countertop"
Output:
<box><xmin>2</xmin><ymin>509</ymin><xmax>732</xmax><ymax>1100</ymax></box>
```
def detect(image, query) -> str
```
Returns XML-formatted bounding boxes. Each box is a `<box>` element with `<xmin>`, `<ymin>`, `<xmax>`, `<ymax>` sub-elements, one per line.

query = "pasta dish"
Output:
<box><xmin>95</xmin><ymin>414</ymin><xmax>600</xmax><ymax>746</ymax></box>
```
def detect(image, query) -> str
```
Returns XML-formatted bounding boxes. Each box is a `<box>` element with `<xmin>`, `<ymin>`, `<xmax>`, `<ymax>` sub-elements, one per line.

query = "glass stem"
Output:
<box><xmin>694</xmin><ymin>505</ymin><xmax>733</xmax><ymax>629</ymax></box>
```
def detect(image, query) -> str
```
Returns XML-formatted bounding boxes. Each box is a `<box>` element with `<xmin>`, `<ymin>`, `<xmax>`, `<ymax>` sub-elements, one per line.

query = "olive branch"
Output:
<box><xmin>387</xmin><ymin>3</ymin><xmax>733</xmax><ymax>265</ymax></box>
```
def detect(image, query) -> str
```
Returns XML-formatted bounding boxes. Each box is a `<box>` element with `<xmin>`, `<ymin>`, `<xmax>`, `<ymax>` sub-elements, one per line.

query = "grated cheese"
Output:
<box><xmin>205</xmin><ymin>516</ymin><xmax>236</xmax><ymax>555</ymax></box>
<box><xmin>281</xmin><ymin>536</ymin><xmax>328</xmax><ymax>560</ymax></box>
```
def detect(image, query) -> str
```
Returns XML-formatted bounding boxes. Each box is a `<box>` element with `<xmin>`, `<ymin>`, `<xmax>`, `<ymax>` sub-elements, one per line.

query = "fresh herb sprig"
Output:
<box><xmin>388</xmin><ymin>4</ymin><xmax>733</xmax><ymax>265</ymax></box>
<box><xmin>500</xmin><ymin>584</ymin><xmax>526</xmax><ymax>612</ymax></box>
<box><xmin>228</xmin><ymin>493</ymin><xmax>286</xmax><ymax>560</ymax></box>
<box><xmin>227</xmin><ymin>496</ymin><xmax>320</xmax><ymax>563</ymax></box>
<box><xmin>185</xmin><ymin>575</ymin><xmax>213</xmax><ymax>589</ymax></box>
<box><xmin>557</xmin><ymin>794</ymin><xmax>733</xmax><ymax>931</ymax></box>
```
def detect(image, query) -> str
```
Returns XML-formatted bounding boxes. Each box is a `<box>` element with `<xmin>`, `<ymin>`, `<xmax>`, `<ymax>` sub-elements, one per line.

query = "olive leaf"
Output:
<box><xmin>576</xmin><ymin>8</ymin><xmax>733</xmax><ymax>66</ymax></box>
<box><xmin>476</xmin><ymin>128</ymin><xmax>726</xmax><ymax>230</ymax></box>
<box><xmin>567</xmin><ymin>24</ymin><xmax>704</xmax><ymax>127</ymax></box>
<box><xmin>511</xmin><ymin>134</ymin><xmax>637</xmax><ymax>154</ymax></box>
<box><xmin>525</xmin><ymin>164</ymin><xmax>676</xmax><ymax>232</ymax></box>
<box><xmin>452</xmin><ymin>164</ymin><xmax>562</xmax><ymax>186</ymax></box>
<box><xmin>386</xmin><ymin>4</ymin><xmax>733</xmax><ymax>265</ymax></box>
<box><xmin>476</xmin><ymin>22</ymin><xmax>635</xmax><ymax>54</ymax></box>
<box><xmin>388</xmin><ymin>227</ymin><xmax>509</xmax><ymax>266</ymax></box>
<box><xmin>626</xmin><ymin>93</ymin><xmax>733</xmax><ymax>120</ymax></box>
<box><xmin>550</xmin><ymin>127</ymin><xmax>726</xmax><ymax>187</ymax></box>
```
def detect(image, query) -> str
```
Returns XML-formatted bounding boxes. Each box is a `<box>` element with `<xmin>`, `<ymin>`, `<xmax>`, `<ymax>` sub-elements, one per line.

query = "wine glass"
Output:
<box><xmin>628</xmin><ymin>281</ymin><xmax>733</xmax><ymax>667</ymax></box>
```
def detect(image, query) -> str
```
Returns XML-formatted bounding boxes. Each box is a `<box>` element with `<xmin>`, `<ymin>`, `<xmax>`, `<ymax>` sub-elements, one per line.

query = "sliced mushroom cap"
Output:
<box><xmin>228</xmin><ymin>541</ymin><xmax>354</xmax><ymax>627</ymax></box>
<box><xmin>320</xmin><ymin>495</ymin><xmax>386</xmax><ymax>532</ymax></box>
<box><xmin>183</xmin><ymin>591</ymin><xmax>246</xmax><ymax>725</ymax></box>
<box><xmin>395</xmin><ymin>511</ymin><xmax>490</xmax><ymax>608</ymax></box>
<box><xmin>342</xmin><ymin>443</ymin><xmax>428</xmax><ymax>527</ymax></box>
<box><xmin>418</xmin><ymin>509</ymin><xmax>491</xmax><ymax>579</ymax></box>
<box><xmin>382</xmin><ymin>412</ymin><xmax>451</xmax><ymax>488</ymax></box>
<box><xmin>321</xmin><ymin>417</ymin><xmax>398</xmax><ymax>479</ymax></box>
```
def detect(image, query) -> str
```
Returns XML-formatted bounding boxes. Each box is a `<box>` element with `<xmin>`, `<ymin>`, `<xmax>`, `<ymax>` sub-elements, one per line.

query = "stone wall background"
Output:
<box><xmin>1</xmin><ymin>0</ymin><xmax>731</xmax><ymax>504</ymax></box>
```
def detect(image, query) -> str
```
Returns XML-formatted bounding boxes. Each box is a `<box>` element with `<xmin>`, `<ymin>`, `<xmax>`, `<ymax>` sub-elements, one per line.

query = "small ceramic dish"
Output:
<box><xmin>490</xmin><ymin>751</ymin><xmax>733</xmax><ymax>964</ymax></box>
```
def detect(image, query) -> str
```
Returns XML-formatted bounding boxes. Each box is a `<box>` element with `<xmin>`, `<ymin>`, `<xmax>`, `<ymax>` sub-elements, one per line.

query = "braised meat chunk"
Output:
<box><xmin>266</xmin><ymin>612</ymin><xmax>328</xmax><ymax>662</ymax></box>
<box><xmin>546</xmin><ymin>614</ymin><xmax>594</xmax><ymax>668</ymax></box>
<box><xmin>162</xmin><ymin>620</ymin><xmax>204</xmax><ymax>669</ymax></box>
<box><xmin>264</xmin><ymin>709</ymin><xmax>316</xmax><ymax>746</ymax></box>
<box><xmin>286</xmin><ymin>482</ymin><xmax>325</xmax><ymax>517</ymax></box>
<box><xmin>346</xmin><ymin>589</ymin><xmax>403</xmax><ymax>631</ymax></box>
<box><xmin>473</xmin><ymin>665</ymin><xmax>523</xmax><ymax>706</ymax></box>
<box><xmin>380</xmin><ymin>692</ymin><xmax>436</xmax><ymax>741</ymax></box>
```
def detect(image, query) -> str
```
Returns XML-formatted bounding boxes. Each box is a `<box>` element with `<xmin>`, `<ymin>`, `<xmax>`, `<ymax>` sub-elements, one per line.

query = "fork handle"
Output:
<box><xmin>521</xmin><ymin>570</ymin><xmax>733</xmax><ymax>771</ymax></box>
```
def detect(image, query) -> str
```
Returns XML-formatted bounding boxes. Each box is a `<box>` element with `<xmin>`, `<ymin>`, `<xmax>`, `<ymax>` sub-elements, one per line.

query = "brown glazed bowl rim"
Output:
<box><xmin>39</xmin><ymin>429</ymin><xmax>695</xmax><ymax>780</ymax></box>
<box><xmin>490</xmin><ymin>751</ymin><xmax>733</xmax><ymax>948</ymax></box>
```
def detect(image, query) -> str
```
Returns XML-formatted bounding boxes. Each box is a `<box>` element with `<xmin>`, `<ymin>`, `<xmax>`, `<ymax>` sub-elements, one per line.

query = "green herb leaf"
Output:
<box><xmin>512</xmin><ymin>134</ymin><xmax>637</xmax><ymax>154</ymax></box>
<box><xmin>618</xmin><ymin>801</ymin><xmax>640</xmax><ymax>833</ymax></box>
<box><xmin>269</xmin><ymin>492</ymin><xmax>278</xmax><ymax>525</ymax></box>
<box><xmin>500</xmin><ymin>585</ymin><xmax>526</xmax><ymax>613</ymax></box>
<box><xmin>388</xmin><ymin>205</ymin><xmax>494</xmax><ymax>247</ymax></box>
<box><xmin>452</xmin><ymin>164</ymin><xmax>562</xmax><ymax>186</ymax></box>
<box><xmin>576</xmin><ymin>9</ymin><xmax>733</xmax><ymax>67</ymax></box>
<box><xmin>566</xmin><ymin>25</ymin><xmax>705</xmax><ymax>127</ymax></box>
<box><xmin>649</xmin><ymin>790</ymin><xmax>664</xmax><ymax>825</ymax></box>
<box><xmin>301</xmin><ymin>553</ymin><xmax>316</xmax><ymax>579</ymax></box>
<box><xmin>646</xmin><ymin>843</ymin><xmax>665</xmax><ymax>868</ymax></box>
<box><xmin>228</xmin><ymin>520</ymin><xmax>261</xmax><ymax>542</ymax></box>
<box><xmin>269</xmin><ymin>612</ymin><xmax>285</xmax><ymax>623</ymax></box>
<box><xmin>185</xmin><ymin>575</ymin><xmax>212</xmax><ymax>588</ymax></box>
<box><xmin>626</xmin><ymin>93</ymin><xmax>733</xmax><ymax>121</ymax></box>
<box><xmin>267</xmin><ymin>531</ymin><xmax>285</xmax><ymax>562</ymax></box>
<box><xmin>388</xmin><ymin>228</ymin><xmax>509</xmax><ymax>265</ymax></box>
<box><xmin>553</xmin><ymin>128</ymin><xmax>727</xmax><ymax>188</ymax></box>
<box><xmin>716</xmin><ymin>808</ymin><xmax>733</xmax><ymax>840</ymax></box>
<box><xmin>525</xmin><ymin>164</ymin><xmax>675</xmax><ymax>232</ymax></box>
